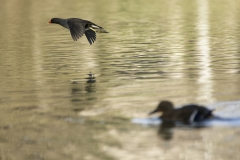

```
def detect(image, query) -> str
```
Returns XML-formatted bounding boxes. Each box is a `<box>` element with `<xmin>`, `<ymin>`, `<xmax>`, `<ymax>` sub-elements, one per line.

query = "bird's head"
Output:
<box><xmin>48</xmin><ymin>18</ymin><xmax>60</xmax><ymax>24</ymax></box>
<box><xmin>149</xmin><ymin>100</ymin><xmax>174</xmax><ymax>115</ymax></box>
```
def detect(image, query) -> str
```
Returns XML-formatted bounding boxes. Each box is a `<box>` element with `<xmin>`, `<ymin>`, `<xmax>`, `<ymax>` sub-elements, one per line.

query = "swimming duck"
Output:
<box><xmin>149</xmin><ymin>100</ymin><xmax>214</xmax><ymax>124</ymax></box>
<box><xmin>48</xmin><ymin>18</ymin><xmax>108</xmax><ymax>45</ymax></box>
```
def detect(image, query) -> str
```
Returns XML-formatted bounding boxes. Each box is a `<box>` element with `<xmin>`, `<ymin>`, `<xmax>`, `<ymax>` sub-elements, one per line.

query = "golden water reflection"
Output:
<box><xmin>0</xmin><ymin>0</ymin><xmax>240</xmax><ymax>159</ymax></box>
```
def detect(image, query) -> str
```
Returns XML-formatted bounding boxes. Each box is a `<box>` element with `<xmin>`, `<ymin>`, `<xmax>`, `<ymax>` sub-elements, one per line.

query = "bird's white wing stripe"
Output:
<box><xmin>189</xmin><ymin>110</ymin><xmax>198</xmax><ymax>123</ymax></box>
<box><xmin>91</xmin><ymin>25</ymin><xmax>100</xmax><ymax>28</ymax></box>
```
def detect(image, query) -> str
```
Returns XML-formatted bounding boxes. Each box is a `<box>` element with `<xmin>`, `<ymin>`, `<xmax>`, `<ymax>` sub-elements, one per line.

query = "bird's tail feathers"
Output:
<box><xmin>90</xmin><ymin>24</ymin><xmax>108</xmax><ymax>33</ymax></box>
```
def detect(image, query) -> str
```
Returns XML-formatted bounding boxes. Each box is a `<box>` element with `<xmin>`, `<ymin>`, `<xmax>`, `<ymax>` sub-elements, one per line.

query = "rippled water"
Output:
<box><xmin>0</xmin><ymin>0</ymin><xmax>240</xmax><ymax>159</ymax></box>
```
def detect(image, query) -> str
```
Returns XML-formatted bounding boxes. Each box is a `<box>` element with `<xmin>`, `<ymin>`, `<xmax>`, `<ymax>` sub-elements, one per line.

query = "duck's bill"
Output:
<box><xmin>48</xmin><ymin>20</ymin><xmax>51</xmax><ymax>24</ymax></box>
<box><xmin>149</xmin><ymin>109</ymin><xmax>158</xmax><ymax>115</ymax></box>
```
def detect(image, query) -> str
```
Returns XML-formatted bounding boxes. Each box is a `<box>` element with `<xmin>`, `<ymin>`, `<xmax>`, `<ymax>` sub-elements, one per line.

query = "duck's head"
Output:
<box><xmin>149</xmin><ymin>100</ymin><xmax>174</xmax><ymax>115</ymax></box>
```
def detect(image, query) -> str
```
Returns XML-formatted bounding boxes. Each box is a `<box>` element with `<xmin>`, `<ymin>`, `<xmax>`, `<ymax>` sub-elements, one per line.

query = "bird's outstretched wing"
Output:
<box><xmin>67</xmin><ymin>18</ymin><xmax>86</xmax><ymax>41</ymax></box>
<box><xmin>67</xmin><ymin>18</ymin><xmax>107</xmax><ymax>45</ymax></box>
<box><xmin>85</xmin><ymin>30</ymin><xmax>96</xmax><ymax>45</ymax></box>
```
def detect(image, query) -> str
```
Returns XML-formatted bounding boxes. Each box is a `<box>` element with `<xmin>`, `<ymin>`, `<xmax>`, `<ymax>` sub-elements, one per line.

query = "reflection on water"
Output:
<box><xmin>0</xmin><ymin>0</ymin><xmax>240</xmax><ymax>159</ymax></box>
<box><xmin>133</xmin><ymin>109</ymin><xmax>240</xmax><ymax>141</ymax></box>
<box><xmin>197</xmin><ymin>0</ymin><xmax>213</xmax><ymax>102</ymax></box>
<box><xmin>158</xmin><ymin>120</ymin><xmax>175</xmax><ymax>140</ymax></box>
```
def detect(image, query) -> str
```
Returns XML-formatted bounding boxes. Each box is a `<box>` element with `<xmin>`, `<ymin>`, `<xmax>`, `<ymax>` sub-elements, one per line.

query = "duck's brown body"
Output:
<box><xmin>149</xmin><ymin>101</ymin><xmax>213</xmax><ymax>124</ymax></box>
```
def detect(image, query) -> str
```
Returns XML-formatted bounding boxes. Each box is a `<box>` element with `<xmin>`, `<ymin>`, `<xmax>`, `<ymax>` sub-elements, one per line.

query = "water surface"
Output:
<box><xmin>0</xmin><ymin>0</ymin><xmax>240</xmax><ymax>159</ymax></box>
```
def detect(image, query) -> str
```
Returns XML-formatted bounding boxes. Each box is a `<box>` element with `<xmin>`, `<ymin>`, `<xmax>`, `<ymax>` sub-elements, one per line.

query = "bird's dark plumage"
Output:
<box><xmin>149</xmin><ymin>100</ymin><xmax>214</xmax><ymax>124</ymax></box>
<box><xmin>48</xmin><ymin>18</ymin><xmax>108</xmax><ymax>45</ymax></box>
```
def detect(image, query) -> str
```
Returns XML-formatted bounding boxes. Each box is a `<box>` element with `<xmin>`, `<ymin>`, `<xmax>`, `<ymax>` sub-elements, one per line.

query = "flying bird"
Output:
<box><xmin>48</xmin><ymin>18</ymin><xmax>108</xmax><ymax>45</ymax></box>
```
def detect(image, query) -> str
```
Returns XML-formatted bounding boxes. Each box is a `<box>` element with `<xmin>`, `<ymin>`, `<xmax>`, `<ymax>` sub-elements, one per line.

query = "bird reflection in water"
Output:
<box><xmin>86</xmin><ymin>72</ymin><xmax>96</xmax><ymax>83</ymax></box>
<box><xmin>72</xmin><ymin>73</ymin><xmax>96</xmax><ymax>93</ymax></box>
<box><xmin>158</xmin><ymin>120</ymin><xmax>175</xmax><ymax>140</ymax></box>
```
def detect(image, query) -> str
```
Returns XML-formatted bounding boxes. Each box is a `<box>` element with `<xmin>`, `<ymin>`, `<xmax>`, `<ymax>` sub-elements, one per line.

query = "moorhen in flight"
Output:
<box><xmin>48</xmin><ymin>18</ymin><xmax>108</xmax><ymax>45</ymax></box>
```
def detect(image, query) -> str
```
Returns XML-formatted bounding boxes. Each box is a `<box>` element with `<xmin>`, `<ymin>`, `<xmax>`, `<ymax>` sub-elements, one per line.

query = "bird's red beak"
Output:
<box><xmin>48</xmin><ymin>20</ymin><xmax>51</xmax><ymax>24</ymax></box>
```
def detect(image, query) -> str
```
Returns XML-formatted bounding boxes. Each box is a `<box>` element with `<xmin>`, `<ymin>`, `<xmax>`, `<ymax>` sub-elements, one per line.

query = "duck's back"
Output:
<box><xmin>173</xmin><ymin>105</ymin><xmax>213</xmax><ymax>124</ymax></box>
